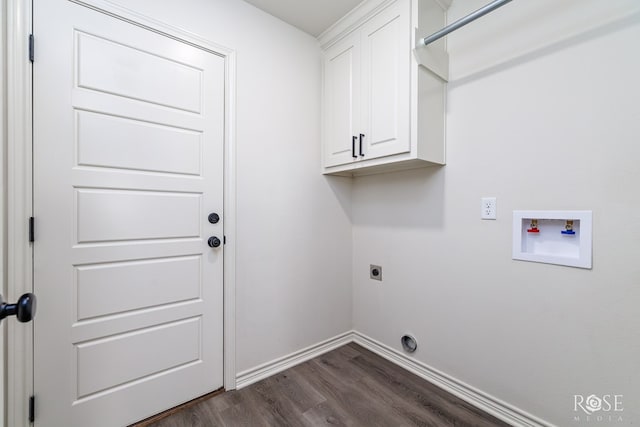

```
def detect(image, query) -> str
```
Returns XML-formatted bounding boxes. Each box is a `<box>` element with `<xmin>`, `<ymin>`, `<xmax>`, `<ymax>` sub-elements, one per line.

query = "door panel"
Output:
<box><xmin>323</xmin><ymin>32</ymin><xmax>360</xmax><ymax>167</ymax></box>
<box><xmin>75</xmin><ymin>317</ymin><xmax>201</xmax><ymax>398</ymax></box>
<box><xmin>75</xmin><ymin>256</ymin><xmax>201</xmax><ymax>320</ymax></box>
<box><xmin>76</xmin><ymin>31</ymin><xmax>203</xmax><ymax>113</ymax></box>
<box><xmin>75</xmin><ymin>189</ymin><xmax>201</xmax><ymax>242</ymax></box>
<box><xmin>76</xmin><ymin>110</ymin><xmax>203</xmax><ymax>175</ymax></box>
<box><xmin>360</xmin><ymin>1</ymin><xmax>410</xmax><ymax>159</ymax></box>
<box><xmin>33</xmin><ymin>1</ymin><xmax>225</xmax><ymax>426</ymax></box>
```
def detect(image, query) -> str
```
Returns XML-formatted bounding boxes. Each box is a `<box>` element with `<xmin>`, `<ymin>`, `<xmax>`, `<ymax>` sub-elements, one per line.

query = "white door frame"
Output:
<box><xmin>4</xmin><ymin>1</ymin><xmax>237</xmax><ymax>425</ymax></box>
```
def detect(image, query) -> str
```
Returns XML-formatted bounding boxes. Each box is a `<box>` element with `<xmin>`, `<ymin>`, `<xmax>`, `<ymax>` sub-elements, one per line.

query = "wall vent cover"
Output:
<box><xmin>401</xmin><ymin>334</ymin><xmax>417</xmax><ymax>353</ymax></box>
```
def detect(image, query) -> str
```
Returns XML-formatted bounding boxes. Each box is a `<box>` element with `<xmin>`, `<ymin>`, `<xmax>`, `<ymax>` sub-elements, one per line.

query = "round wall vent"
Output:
<box><xmin>401</xmin><ymin>334</ymin><xmax>418</xmax><ymax>353</ymax></box>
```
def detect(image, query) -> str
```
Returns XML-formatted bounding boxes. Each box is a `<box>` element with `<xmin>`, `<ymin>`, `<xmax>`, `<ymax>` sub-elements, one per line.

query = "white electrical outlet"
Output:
<box><xmin>481</xmin><ymin>197</ymin><xmax>497</xmax><ymax>220</ymax></box>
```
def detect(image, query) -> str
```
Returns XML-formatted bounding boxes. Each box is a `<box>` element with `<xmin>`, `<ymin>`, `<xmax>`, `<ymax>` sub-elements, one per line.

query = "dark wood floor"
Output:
<box><xmin>145</xmin><ymin>343</ymin><xmax>509</xmax><ymax>426</ymax></box>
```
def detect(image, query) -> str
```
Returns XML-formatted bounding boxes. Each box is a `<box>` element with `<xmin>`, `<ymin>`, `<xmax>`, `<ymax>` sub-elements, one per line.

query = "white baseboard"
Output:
<box><xmin>352</xmin><ymin>331</ymin><xmax>555</xmax><ymax>427</ymax></box>
<box><xmin>235</xmin><ymin>330</ymin><xmax>553</xmax><ymax>427</ymax></box>
<box><xmin>235</xmin><ymin>331</ymin><xmax>353</xmax><ymax>389</ymax></box>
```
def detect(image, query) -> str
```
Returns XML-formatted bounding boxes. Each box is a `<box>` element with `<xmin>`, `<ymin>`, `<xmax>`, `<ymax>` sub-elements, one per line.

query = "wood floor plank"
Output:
<box><xmin>358</xmin><ymin>373</ymin><xmax>458</xmax><ymax>427</ymax></box>
<box><xmin>217</xmin><ymin>404</ymin><xmax>265</xmax><ymax>427</ymax></box>
<box><xmin>243</xmin><ymin>378</ymin><xmax>307</xmax><ymax>427</ymax></box>
<box><xmin>302</xmin><ymin>400</ymin><xmax>350</xmax><ymax>427</ymax></box>
<box><xmin>145</xmin><ymin>344</ymin><xmax>509</xmax><ymax>427</ymax></box>
<box><xmin>303</xmin><ymin>359</ymin><xmax>415</xmax><ymax>427</ymax></box>
<box><xmin>309</xmin><ymin>346</ymin><xmax>448</xmax><ymax>426</ymax></box>
<box><xmin>261</xmin><ymin>370</ymin><xmax>326</xmax><ymax>414</ymax></box>
<box><xmin>287</xmin><ymin>366</ymin><xmax>359</xmax><ymax>426</ymax></box>
<box><xmin>313</xmin><ymin>349</ymin><xmax>368</xmax><ymax>387</ymax></box>
<box><xmin>351</xmin><ymin>346</ymin><xmax>508</xmax><ymax>426</ymax></box>
<box><xmin>150</xmin><ymin>402</ymin><xmax>221</xmax><ymax>427</ymax></box>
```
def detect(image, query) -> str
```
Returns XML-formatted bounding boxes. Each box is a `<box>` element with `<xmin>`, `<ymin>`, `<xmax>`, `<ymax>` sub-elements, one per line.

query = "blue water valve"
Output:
<box><xmin>562</xmin><ymin>220</ymin><xmax>576</xmax><ymax>235</ymax></box>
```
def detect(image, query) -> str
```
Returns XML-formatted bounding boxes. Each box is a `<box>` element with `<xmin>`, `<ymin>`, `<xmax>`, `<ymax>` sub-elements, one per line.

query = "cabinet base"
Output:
<box><xmin>323</xmin><ymin>157</ymin><xmax>444</xmax><ymax>177</ymax></box>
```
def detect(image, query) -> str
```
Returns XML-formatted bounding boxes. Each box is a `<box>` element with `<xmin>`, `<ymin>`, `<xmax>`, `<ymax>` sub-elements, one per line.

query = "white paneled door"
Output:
<box><xmin>33</xmin><ymin>1</ymin><xmax>225</xmax><ymax>426</ymax></box>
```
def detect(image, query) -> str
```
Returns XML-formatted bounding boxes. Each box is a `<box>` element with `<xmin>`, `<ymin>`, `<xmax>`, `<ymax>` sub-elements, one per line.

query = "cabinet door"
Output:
<box><xmin>360</xmin><ymin>0</ymin><xmax>410</xmax><ymax>160</ymax></box>
<box><xmin>323</xmin><ymin>32</ymin><xmax>361</xmax><ymax>167</ymax></box>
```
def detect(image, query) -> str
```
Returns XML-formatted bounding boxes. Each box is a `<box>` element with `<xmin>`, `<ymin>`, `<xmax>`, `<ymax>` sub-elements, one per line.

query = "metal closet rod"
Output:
<box><xmin>420</xmin><ymin>0</ymin><xmax>513</xmax><ymax>46</ymax></box>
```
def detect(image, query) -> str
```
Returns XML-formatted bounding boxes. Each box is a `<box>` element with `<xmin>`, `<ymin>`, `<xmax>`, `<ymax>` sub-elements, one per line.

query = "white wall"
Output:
<box><xmin>101</xmin><ymin>0</ymin><xmax>353</xmax><ymax>374</ymax></box>
<box><xmin>352</xmin><ymin>0</ymin><xmax>640</xmax><ymax>425</ymax></box>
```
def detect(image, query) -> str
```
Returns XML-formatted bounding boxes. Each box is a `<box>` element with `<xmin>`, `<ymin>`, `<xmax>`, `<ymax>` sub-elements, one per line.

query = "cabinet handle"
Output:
<box><xmin>359</xmin><ymin>134</ymin><xmax>365</xmax><ymax>157</ymax></box>
<box><xmin>352</xmin><ymin>136</ymin><xmax>357</xmax><ymax>158</ymax></box>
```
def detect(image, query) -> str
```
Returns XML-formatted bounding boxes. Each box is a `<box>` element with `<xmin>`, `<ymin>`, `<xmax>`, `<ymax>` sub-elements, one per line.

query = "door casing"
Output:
<box><xmin>3</xmin><ymin>1</ymin><xmax>238</xmax><ymax>425</ymax></box>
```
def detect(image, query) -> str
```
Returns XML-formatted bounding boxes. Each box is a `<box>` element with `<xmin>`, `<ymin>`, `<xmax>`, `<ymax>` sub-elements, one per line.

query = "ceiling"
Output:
<box><xmin>242</xmin><ymin>0</ymin><xmax>363</xmax><ymax>37</ymax></box>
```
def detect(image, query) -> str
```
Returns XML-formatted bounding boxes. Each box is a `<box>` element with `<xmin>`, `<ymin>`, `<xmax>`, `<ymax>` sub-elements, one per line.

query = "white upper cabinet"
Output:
<box><xmin>360</xmin><ymin>1</ymin><xmax>410</xmax><ymax>161</ymax></box>
<box><xmin>320</xmin><ymin>0</ymin><xmax>449</xmax><ymax>176</ymax></box>
<box><xmin>324</xmin><ymin>32</ymin><xmax>361</xmax><ymax>167</ymax></box>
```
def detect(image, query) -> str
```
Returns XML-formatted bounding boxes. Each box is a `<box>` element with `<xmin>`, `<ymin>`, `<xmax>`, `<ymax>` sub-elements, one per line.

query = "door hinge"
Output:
<box><xmin>29</xmin><ymin>34</ymin><xmax>34</xmax><ymax>63</ymax></box>
<box><xmin>29</xmin><ymin>395</ymin><xmax>35</xmax><ymax>422</ymax></box>
<box><xmin>29</xmin><ymin>217</ymin><xmax>34</xmax><ymax>243</ymax></box>
<box><xmin>223</xmin><ymin>235</ymin><xmax>226</xmax><ymax>245</ymax></box>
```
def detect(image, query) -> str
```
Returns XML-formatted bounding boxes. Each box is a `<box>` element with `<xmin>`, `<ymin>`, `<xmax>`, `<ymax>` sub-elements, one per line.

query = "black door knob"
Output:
<box><xmin>0</xmin><ymin>293</ymin><xmax>37</xmax><ymax>324</ymax></box>
<box><xmin>208</xmin><ymin>236</ymin><xmax>221</xmax><ymax>248</ymax></box>
<box><xmin>208</xmin><ymin>213</ymin><xmax>220</xmax><ymax>224</ymax></box>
